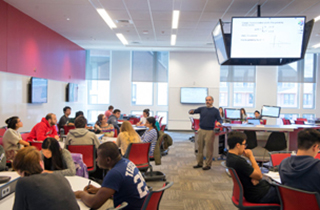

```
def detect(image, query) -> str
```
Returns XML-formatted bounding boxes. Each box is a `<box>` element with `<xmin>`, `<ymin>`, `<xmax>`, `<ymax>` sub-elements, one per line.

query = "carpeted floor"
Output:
<box><xmin>147</xmin><ymin>131</ymin><xmax>237</xmax><ymax>210</ymax></box>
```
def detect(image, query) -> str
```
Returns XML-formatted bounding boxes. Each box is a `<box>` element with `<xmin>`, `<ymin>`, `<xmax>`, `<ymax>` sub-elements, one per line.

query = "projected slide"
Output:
<box><xmin>181</xmin><ymin>87</ymin><xmax>208</xmax><ymax>104</ymax></box>
<box><xmin>231</xmin><ymin>17</ymin><xmax>305</xmax><ymax>58</ymax></box>
<box><xmin>261</xmin><ymin>105</ymin><xmax>281</xmax><ymax>118</ymax></box>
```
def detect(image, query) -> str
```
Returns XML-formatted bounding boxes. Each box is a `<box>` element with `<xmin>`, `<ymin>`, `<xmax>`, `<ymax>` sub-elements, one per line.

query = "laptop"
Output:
<box><xmin>247</xmin><ymin>119</ymin><xmax>261</xmax><ymax>125</ymax></box>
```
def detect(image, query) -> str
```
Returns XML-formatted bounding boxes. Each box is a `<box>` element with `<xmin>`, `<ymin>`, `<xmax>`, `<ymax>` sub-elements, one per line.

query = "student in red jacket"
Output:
<box><xmin>27</xmin><ymin>113</ymin><xmax>59</xmax><ymax>141</ymax></box>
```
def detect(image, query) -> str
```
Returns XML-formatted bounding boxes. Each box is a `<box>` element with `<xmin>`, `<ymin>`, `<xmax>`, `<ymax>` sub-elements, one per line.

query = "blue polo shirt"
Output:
<box><xmin>101</xmin><ymin>158</ymin><xmax>149</xmax><ymax>209</ymax></box>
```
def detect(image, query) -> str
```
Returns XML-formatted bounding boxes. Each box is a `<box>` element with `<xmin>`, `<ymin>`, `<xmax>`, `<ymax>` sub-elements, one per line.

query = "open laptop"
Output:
<box><xmin>247</xmin><ymin>119</ymin><xmax>261</xmax><ymax>125</ymax></box>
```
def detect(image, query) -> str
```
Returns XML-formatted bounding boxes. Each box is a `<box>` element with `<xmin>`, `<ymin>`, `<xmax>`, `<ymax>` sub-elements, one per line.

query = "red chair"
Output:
<box><xmin>128</xmin><ymin>119</ymin><xmax>135</xmax><ymax>125</ymax></box>
<box><xmin>114</xmin><ymin>129</ymin><xmax>118</xmax><ymax>137</ymax></box>
<box><xmin>231</xmin><ymin>120</ymin><xmax>242</xmax><ymax>124</ymax></box>
<box><xmin>0</xmin><ymin>127</ymin><xmax>7</xmax><ymax>146</ymax></box>
<box><xmin>20</xmin><ymin>132</ymin><xmax>30</xmax><ymax>141</ymax></box>
<box><xmin>63</xmin><ymin>125</ymin><xmax>76</xmax><ymax>135</ymax></box>
<box><xmin>124</xmin><ymin>143</ymin><xmax>166</xmax><ymax>181</ymax></box>
<box><xmin>30</xmin><ymin>141</ymin><xmax>43</xmax><ymax>151</ymax></box>
<box><xmin>67</xmin><ymin>144</ymin><xmax>96</xmax><ymax>174</ymax></box>
<box><xmin>269</xmin><ymin>151</ymin><xmax>291</xmax><ymax>167</ymax></box>
<box><xmin>107</xmin><ymin>202</ymin><xmax>128</xmax><ymax>210</ymax></box>
<box><xmin>297</xmin><ymin>118</ymin><xmax>308</xmax><ymax>122</ymax></box>
<box><xmin>315</xmin><ymin>152</ymin><xmax>320</xmax><ymax>160</ymax></box>
<box><xmin>141</xmin><ymin>182</ymin><xmax>174</xmax><ymax>210</ymax></box>
<box><xmin>129</xmin><ymin>117</ymin><xmax>140</xmax><ymax>125</ymax></box>
<box><xmin>282</xmin><ymin>119</ymin><xmax>291</xmax><ymax>125</ymax></box>
<box><xmin>160</xmin><ymin>125</ymin><xmax>166</xmax><ymax>132</ymax></box>
<box><xmin>194</xmin><ymin>119</ymin><xmax>200</xmax><ymax>131</ymax></box>
<box><xmin>261</xmin><ymin>119</ymin><xmax>267</xmax><ymax>125</ymax></box>
<box><xmin>158</xmin><ymin>117</ymin><xmax>163</xmax><ymax>127</ymax></box>
<box><xmin>294</xmin><ymin>120</ymin><xmax>305</xmax><ymax>125</ymax></box>
<box><xmin>277</xmin><ymin>184</ymin><xmax>320</xmax><ymax>210</ymax></box>
<box><xmin>228</xmin><ymin>168</ymin><xmax>280</xmax><ymax>210</ymax></box>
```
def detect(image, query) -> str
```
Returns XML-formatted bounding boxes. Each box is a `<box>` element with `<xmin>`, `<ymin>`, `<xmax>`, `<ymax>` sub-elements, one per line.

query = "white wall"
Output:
<box><xmin>168</xmin><ymin>52</ymin><xmax>220</xmax><ymax>130</ymax></box>
<box><xmin>0</xmin><ymin>71</ymin><xmax>87</xmax><ymax>132</ymax></box>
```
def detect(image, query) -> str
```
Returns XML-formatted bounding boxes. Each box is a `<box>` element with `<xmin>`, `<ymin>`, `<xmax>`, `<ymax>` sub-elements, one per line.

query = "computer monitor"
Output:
<box><xmin>224</xmin><ymin>108</ymin><xmax>241</xmax><ymax>120</ymax></box>
<box><xmin>247</xmin><ymin>119</ymin><xmax>261</xmax><ymax>125</ymax></box>
<box><xmin>261</xmin><ymin>105</ymin><xmax>281</xmax><ymax>118</ymax></box>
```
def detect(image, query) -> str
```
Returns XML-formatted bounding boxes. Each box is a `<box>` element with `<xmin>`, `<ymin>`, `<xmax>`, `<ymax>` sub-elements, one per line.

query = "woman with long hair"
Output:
<box><xmin>240</xmin><ymin>108</ymin><xmax>247</xmax><ymax>121</ymax></box>
<box><xmin>3</xmin><ymin>116</ymin><xmax>29</xmax><ymax>161</ymax></box>
<box><xmin>12</xmin><ymin>146</ymin><xmax>79</xmax><ymax>210</ymax></box>
<box><xmin>41</xmin><ymin>138</ymin><xmax>76</xmax><ymax>176</ymax></box>
<box><xmin>219</xmin><ymin>107</ymin><xmax>224</xmax><ymax>118</ymax></box>
<box><xmin>141</xmin><ymin>117</ymin><xmax>159</xmax><ymax>156</ymax></box>
<box><xmin>94</xmin><ymin>114</ymin><xmax>114</xmax><ymax>137</ymax></box>
<box><xmin>116</xmin><ymin>121</ymin><xmax>141</xmax><ymax>155</ymax></box>
<box><xmin>136</xmin><ymin>109</ymin><xmax>150</xmax><ymax>126</ymax></box>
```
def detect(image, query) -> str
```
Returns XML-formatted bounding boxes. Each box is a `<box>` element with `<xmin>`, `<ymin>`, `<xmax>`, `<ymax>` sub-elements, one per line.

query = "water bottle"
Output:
<box><xmin>291</xmin><ymin>150</ymin><xmax>296</xmax><ymax>156</ymax></box>
<box><xmin>60</xmin><ymin>128</ymin><xmax>65</xmax><ymax>142</ymax></box>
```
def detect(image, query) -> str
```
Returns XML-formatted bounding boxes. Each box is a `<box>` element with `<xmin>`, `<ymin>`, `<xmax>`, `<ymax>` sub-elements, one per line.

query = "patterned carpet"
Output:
<box><xmin>147</xmin><ymin>131</ymin><xmax>237</xmax><ymax>210</ymax></box>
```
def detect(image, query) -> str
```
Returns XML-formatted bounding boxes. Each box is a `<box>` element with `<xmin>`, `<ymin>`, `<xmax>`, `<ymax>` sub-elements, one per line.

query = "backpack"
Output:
<box><xmin>71</xmin><ymin>153</ymin><xmax>88</xmax><ymax>178</ymax></box>
<box><xmin>0</xmin><ymin>145</ymin><xmax>7</xmax><ymax>171</ymax></box>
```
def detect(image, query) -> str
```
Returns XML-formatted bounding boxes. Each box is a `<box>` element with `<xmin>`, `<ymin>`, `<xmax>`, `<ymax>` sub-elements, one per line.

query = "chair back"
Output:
<box><xmin>228</xmin><ymin>168</ymin><xmax>244</xmax><ymax>206</ymax></box>
<box><xmin>265</xmin><ymin>132</ymin><xmax>287</xmax><ymax>151</ymax></box>
<box><xmin>294</xmin><ymin>120</ymin><xmax>305</xmax><ymax>125</ymax></box>
<box><xmin>297</xmin><ymin>118</ymin><xmax>308</xmax><ymax>122</ymax></box>
<box><xmin>231</xmin><ymin>120</ymin><xmax>242</xmax><ymax>124</ymax></box>
<box><xmin>30</xmin><ymin>141</ymin><xmax>43</xmax><ymax>150</ymax></box>
<box><xmin>282</xmin><ymin>118</ymin><xmax>291</xmax><ymax>125</ymax></box>
<box><xmin>269</xmin><ymin>151</ymin><xmax>291</xmax><ymax>167</ymax></box>
<box><xmin>244</xmin><ymin>130</ymin><xmax>258</xmax><ymax>149</ymax></box>
<box><xmin>160</xmin><ymin>125</ymin><xmax>166</xmax><ymax>132</ymax></box>
<box><xmin>63</xmin><ymin>125</ymin><xmax>76</xmax><ymax>135</ymax></box>
<box><xmin>261</xmin><ymin>119</ymin><xmax>267</xmax><ymax>125</ymax></box>
<box><xmin>0</xmin><ymin>127</ymin><xmax>7</xmax><ymax>146</ymax></box>
<box><xmin>114</xmin><ymin>129</ymin><xmax>118</xmax><ymax>137</ymax></box>
<box><xmin>158</xmin><ymin>117</ymin><xmax>163</xmax><ymax>127</ymax></box>
<box><xmin>21</xmin><ymin>132</ymin><xmax>30</xmax><ymax>141</ymax></box>
<box><xmin>194</xmin><ymin>119</ymin><xmax>200</xmax><ymax>131</ymax></box>
<box><xmin>124</xmin><ymin>143</ymin><xmax>150</xmax><ymax>171</ymax></box>
<box><xmin>67</xmin><ymin>144</ymin><xmax>96</xmax><ymax>172</ymax></box>
<box><xmin>129</xmin><ymin>117</ymin><xmax>140</xmax><ymax>125</ymax></box>
<box><xmin>277</xmin><ymin>185</ymin><xmax>320</xmax><ymax>210</ymax></box>
<box><xmin>107</xmin><ymin>202</ymin><xmax>128</xmax><ymax>210</ymax></box>
<box><xmin>141</xmin><ymin>182</ymin><xmax>174</xmax><ymax>210</ymax></box>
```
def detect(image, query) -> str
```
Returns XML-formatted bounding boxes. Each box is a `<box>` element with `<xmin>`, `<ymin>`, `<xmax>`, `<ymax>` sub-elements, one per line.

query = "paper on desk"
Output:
<box><xmin>264</xmin><ymin>171</ymin><xmax>281</xmax><ymax>183</ymax></box>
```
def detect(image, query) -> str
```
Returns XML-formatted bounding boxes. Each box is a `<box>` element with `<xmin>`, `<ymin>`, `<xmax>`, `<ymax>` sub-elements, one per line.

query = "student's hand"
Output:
<box><xmin>84</xmin><ymin>184</ymin><xmax>99</xmax><ymax>194</ymax></box>
<box><xmin>216</xmin><ymin>122</ymin><xmax>221</xmax><ymax>126</ymax></box>
<box><xmin>251</xmin><ymin>179</ymin><xmax>259</xmax><ymax>186</ymax></box>
<box><xmin>189</xmin><ymin>110</ymin><xmax>194</xmax><ymax>114</ymax></box>
<box><xmin>74</xmin><ymin>191</ymin><xmax>84</xmax><ymax>199</ymax></box>
<box><xmin>243</xmin><ymin>149</ymin><xmax>253</xmax><ymax>158</ymax></box>
<box><xmin>54</xmin><ymin>135</ymin><xmax>60</xmax><ymax>140</ymax></box>
<box><xmin>42</xmin><ymin>170</ymin><xmax>53</xmax><ymax>174</ymax></box>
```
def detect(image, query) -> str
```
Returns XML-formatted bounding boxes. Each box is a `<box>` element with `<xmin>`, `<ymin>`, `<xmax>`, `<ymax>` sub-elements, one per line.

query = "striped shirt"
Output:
<box><xmin>141</xmin><ymin>128</ymin><xmax>158</xmax><ymax>156</ymax></box>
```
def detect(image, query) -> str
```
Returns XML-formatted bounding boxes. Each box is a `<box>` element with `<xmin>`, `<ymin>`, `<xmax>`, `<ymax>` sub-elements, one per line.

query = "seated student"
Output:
<box><xmin>41</xmin><ymin>138</ymin><xmax>76</xmax><ymax>176</ymax></box>
<box><xmin>68</xmin><ymin>111</ymin><xmax>84</xmax><ymax>124</ymax></box>
<box><xmin>65</xmin><ymin>116</ymin><xmax>100</xmax><ymax>149</ymax></box>
<box><xmin>240</xmin><ymin>108</ymin><xmax>247</xmax><ymax>121</ymax></box>
<box><xmin>95</xmin><ymin>114</ymin><xmax>115</xmax><ymax>137</ymax></box>
<box><xmin>3</xmin><ymin>116</ymin><xmax>30</xmax><ymax>161</ymax></box>
<box><xmin>141</xmin><ymin>117</ymin><xmax>159</xmax><ymax>157</ymax></box>
<box><xmin>116</xmin><ymin>121</ymin><xmax>141</xmax><ymax>155</ymax></box>
<box><xmin>107</xmin><ymin>109</ymin><xmax>121</xmax><ymax>134</ymax></box>
<box><xmin>58</xmin><ymin>106</ymin><xmax>74</xmax><ymax>130</ymax></box>
<box><xmin>12</xmin><ymin>147</ymin><xmax>80</xmax><ymax>210</ymax></box>
<box><xmin>27</xmin><ymin>113</ymin><xmax>59</xmax><ymax>141</ymax></box>
<box><xmin>136</xmin><ymin>109</ymin><xmax>150</xmax><ymax>126</ymax></box>
<box><xmin>226</xmin><ymin>131</ymin><xmax>279</xmax><ymax>204</ymax></box>
<box><xmin>74</xmin><ymin>142</ymin><xmax>149</xmax><ymax>210</ymax></box>
<box><xmin>279</xmin><ymin>129</ymin><xmax>320</xmax><ymax>193</ymax></box>
<box><xmin>105</xmin><ymin>105</ymin><xmax>114</xmax><ymax>119</ymax></box>
<box><xmin>254</xmin><ymin>110</ymin><xmax>261</xmax><ymax>119</ymax></box>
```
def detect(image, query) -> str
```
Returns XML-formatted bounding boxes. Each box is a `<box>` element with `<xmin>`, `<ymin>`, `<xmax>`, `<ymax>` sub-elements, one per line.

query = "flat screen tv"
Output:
<box><xmin>212</xmin><ymin>19</ymin><xmax>229</xmax><ymax>65</ymax></box>
<box><xmin>180</xmin><ymin>87</ymin><xmax>208</xmax><ymax>104</ymax></box>
<box><xmin>230</xmin><ymin>17</ymin><xmax>306</xmax><ymax>59</ymax></box>
<box><xmin>261</xmin><ymin>105</ymin><xmax>281</xmax><ymax>118</ymax></box>
<box><xmin>28</xmin><ymin>77</ymin><xmax>48</xmax><ymax>103</ymax></box>
<box><xmin>66</xmin><ymin>83</ymin><xmax>79</xmax><ymax>102</ymax></box>
<box><xmin>224</xmin><ymin>108</ymin><xmax>241</xmax><ymax>120</ymax></box>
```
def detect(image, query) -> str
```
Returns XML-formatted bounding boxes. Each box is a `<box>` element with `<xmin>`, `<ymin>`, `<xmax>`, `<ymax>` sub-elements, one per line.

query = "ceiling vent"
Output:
<box><xmin>131</xmin><ymin>41</ymin><xmax>141</xmax><ymax>44</ymax></box>
<box><xmin>115</xmin><ymin>19</ymin><xmax>133</xmax><ymax>24</ymax></box>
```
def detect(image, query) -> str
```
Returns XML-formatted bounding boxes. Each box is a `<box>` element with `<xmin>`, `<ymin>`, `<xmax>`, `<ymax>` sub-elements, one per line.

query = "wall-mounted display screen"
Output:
<box><xmin>66</xmin><ymin>83</ymin><xmax>79</xmax><ymax>102</ymax></box>
<box><xmin>231</xmin><ymin>17</ymin><xmax>305</xmax><ymax>58</ymax></box>
<box><xmin>29</xmin><ymin>77</ymin><xmax>48</xmax><ymax>103</ymax></box>
<box><xmin>180</xmin><ymin>87</ymin><xmax>208</xmax><ymax>104</ymax></box>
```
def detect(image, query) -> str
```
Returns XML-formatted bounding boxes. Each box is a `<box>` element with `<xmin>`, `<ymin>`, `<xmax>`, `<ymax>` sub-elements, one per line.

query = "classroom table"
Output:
<box><xmin>0</xmin><ymin>172</ymin><xmax>105</xmax><ymax>210</ymax></box>
<box><xmin>222</xmin><ymin>123</ymin><xmax>320</xmax><ymax>151</ymax></box>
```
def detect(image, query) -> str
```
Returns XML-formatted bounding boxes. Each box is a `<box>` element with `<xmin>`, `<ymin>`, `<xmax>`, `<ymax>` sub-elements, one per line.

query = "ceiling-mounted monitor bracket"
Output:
<box><xmin>257</xmin><ymin>5</ymin><xmax>261</xmax><ymax>17</ymax></box>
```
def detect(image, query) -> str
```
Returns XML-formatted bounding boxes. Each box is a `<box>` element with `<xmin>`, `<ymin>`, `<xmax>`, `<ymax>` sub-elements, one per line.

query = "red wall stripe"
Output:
<box><xmin>1</xmin><ymin>0</ymin><xmax>86</xmax><ymax>82</ymax></box>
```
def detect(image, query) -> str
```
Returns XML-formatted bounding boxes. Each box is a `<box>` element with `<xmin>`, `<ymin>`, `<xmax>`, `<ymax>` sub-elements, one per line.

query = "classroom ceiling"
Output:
<box><xmin>4</xmin><ymin>0</ymin><xmax>320</xmax><ymax>52</ymax></box>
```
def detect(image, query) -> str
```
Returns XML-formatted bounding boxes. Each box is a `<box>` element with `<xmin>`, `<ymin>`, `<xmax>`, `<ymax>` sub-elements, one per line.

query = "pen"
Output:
<box><xmin>87</xmin><ymin>180</ymin><xmax>91</xmax><ymax>190</ymax></box>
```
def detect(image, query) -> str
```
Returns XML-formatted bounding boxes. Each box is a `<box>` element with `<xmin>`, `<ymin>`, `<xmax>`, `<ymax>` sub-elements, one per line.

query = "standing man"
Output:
<box><xmin>58</xmin><ymin>106</ymin><xmax>73</xmax><ymax>129</ymax></box>
<box><xmin>107</xmin><ymin>109</ymin><xmax>121</xmax><ymax>134</ymax></box>
<box><xmin>189</xmin><ymin>96</ymin><xmax>222</xmax><ymax>170</ymax></box>
<box><xmin>105</xmin><ymin>105</ymin><xmax>114</xmax><ymax>120</ymax></box>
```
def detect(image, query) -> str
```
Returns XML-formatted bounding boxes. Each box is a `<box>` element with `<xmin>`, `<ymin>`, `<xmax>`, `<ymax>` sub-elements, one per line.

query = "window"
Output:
<box><xmin>87</xmin><ymin>110</ymin><xmax>105</xmax><ymax>124</ymax></box>
<box><xmin>156</xmin><ymin>111</ymin><xmax>168</xmax><ymax>125</ymax></box>
<box><xmin>279</xmin><ymin>114</ymin><xmax>298</xmax><ymax>120</ymax></box>
<box><xmin>303</xmin><ymin>83</ymin><xmax>315</xmax><ymax>108</ymax></box>
<box><xmin>277</xmin><ymin>83</ymin><xmax>299</xmax><ymax>108</ymax></box>
<box><xmin>220</xmin><ymin>66</ymin><xmax>256</xmax><ymax>108</ymax></box>
<box><xmin>131</xmin><ymin>51</ymin><xmax>168</xmax><ymax>106</ymax></box>
<box><xmin>302</xmin><ymin>114</ymin><xmax>315</xmax><ymax>120</ymax></box>
<box><xmin>86</xmin><ymin>50</ymin><xmax>110</xmax><ymax>105</ymax></box>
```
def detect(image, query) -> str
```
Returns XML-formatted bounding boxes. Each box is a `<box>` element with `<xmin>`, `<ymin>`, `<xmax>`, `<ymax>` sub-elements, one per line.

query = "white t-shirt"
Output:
<box><xmin>140</xmin><ymin>117</ymin><xmax>147</xmax><ymax>125</ymax></box>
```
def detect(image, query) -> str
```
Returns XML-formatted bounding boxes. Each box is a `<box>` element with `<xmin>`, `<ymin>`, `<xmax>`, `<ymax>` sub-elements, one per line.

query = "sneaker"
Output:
<box><xmin>202</xmin><ymin>166</ymin><xmax>211</xmax><ymax>170</ymax></box>
<box><xmin>193</xmin><ymin>164</ymin><xmax>202</xmax><ymax>169</ymax></box>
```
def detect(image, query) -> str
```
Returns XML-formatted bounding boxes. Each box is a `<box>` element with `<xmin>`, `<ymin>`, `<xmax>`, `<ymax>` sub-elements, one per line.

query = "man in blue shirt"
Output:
<box><xmin>189</xmin><ymin>96</ymin><xmax>222</xmax><ymax>170</ymax></box>
<box><xmin>279</xmin><ymin>128</ymin><xmax>320</xmax><ymax>193</ymax></box>
<box><xmin>74</xmin><ymin>142</ymin><xmax>149</xmax><ymax>209</ymax></box>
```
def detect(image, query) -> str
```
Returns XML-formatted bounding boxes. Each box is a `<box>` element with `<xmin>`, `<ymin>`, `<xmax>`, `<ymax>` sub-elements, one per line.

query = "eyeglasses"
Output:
<box><xmin>241</xmin><ymin>143</ymin><xmax>247</xmax><ymax>147</ymax></box>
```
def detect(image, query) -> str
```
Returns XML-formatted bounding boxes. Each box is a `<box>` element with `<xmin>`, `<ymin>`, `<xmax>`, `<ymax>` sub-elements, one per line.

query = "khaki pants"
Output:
<box><xmin>197</xmin><ymin>129</ymin><xmax>215</xmax><ymax>167</ymax></box>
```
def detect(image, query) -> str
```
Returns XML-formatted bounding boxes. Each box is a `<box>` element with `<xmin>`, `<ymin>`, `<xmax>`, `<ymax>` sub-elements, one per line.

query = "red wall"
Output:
<box><xmin>0</xmin><ymin>0</ymin><xmax>86</xmax><ymax>82</ymax></box>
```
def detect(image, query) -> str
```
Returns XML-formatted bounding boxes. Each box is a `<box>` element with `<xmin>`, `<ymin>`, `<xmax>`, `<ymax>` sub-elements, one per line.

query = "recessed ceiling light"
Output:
<box><xmin>314</xmin><ymin>15</ymin><xmax>320</xmax><ymax>22</ymax></box>
<box><xmin>66</xmin><ymin>18</ymin><xmax>70</xmax><ymax>21</ymax></box>
<box><xmin>143</xmin><ymin>30</ymin><xmax>149</xmax><ymax>35</ymax></box>
<box><xmin>171</xmin><ymin>34</ymin><xmax>177</xmax><ymax>45</ymax></box>
<box><xmin>97</xmin><ymin>8</ymin><xmax>117</xmax><ymax>29</ymax></box>
<box><xmin>312</xmin><ymin>43</ymin><xmax>320</xmax><ymax>48</ymax></box>
<box><xmin>116</xmin><ymin>33</ymin><xmax>128</xmax><ymax>45</ymax></box>
<box><xmin>172</xmin><ymin>10</ymin><xmax>180</xmax><ymax>29</ymax></box>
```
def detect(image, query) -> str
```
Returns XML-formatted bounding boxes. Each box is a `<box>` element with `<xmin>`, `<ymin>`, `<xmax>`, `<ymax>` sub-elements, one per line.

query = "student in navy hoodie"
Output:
<box><xmin>279</xmin><ymin>128</ymin><xmax>320</xmax><ymax>193</ymax></box>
